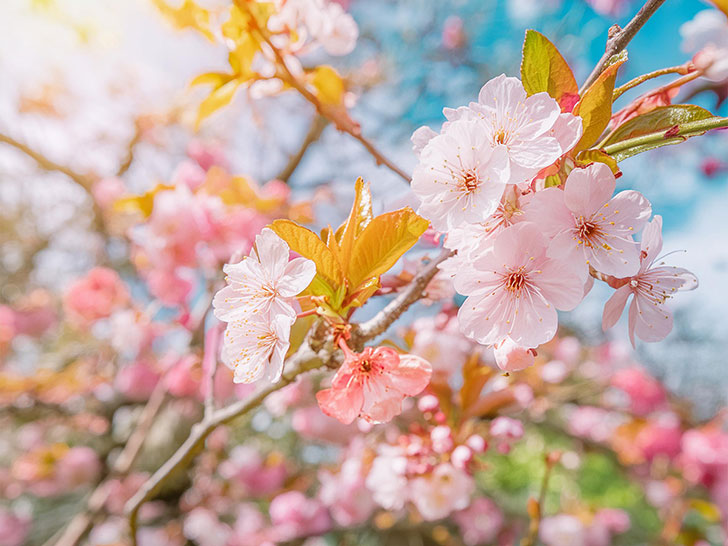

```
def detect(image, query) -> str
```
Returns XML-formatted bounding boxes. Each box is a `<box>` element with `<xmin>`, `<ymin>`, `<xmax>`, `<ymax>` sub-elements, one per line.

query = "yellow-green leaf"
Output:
<box><xmin>269</xmin><ymin>219</ymin><xmax>343</xmax><ymax>285</ymax></box>
<box><xmin>604</xmin><ymin>104</ymin><xmax>714</xmax><ymax>146</ymax></box>
<box><xmin>347</xmin><ymin>207</ymin><xmax>428</xmax><ymax>289</ymax></box>
<box><xmin>196</xmin><ymin>79</ymin><xmax>241</xmax><ymax>129</ymax></box>
<box><xmin>574</xmin><ymin>149</ymin><xmax>621</xmax><ymax>176</ymax></box>
<box><xmin>336</xmin><ymin>177</ymin><xmax>373</xmax><ymax>271</ymax></box>
<box><xmin>113</xmin><ymin>183</ymin><xmax>174</xmax><ymax>218</ymax></box>
<box><xmin>572</xmin><ymin>59</ymin><xmax>625</xmax><ymax>152</ymax></box>
<box><xmin>521</xmin><ymin>30</ymin><xmax>579</xmax><ymax>109</ymax></box>
<box><xmin>311</xmin><ymin>65</ymin><xmax>345</xmax><ymax>106</ymax></box>
<box><xmin>342</xmin><ymin>276</ymin><xmax>380</xmax><ymax>309</ymax></box>
<box><xmin>190</xmin><ymin>72</ymin><xmax>234</xmax><ymax>88</ymax></box>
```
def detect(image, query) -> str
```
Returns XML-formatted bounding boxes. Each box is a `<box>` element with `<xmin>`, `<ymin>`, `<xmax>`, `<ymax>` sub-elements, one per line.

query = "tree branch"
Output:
<box><xmin>48</xmin><ymin>381</ymin><xmax>168</xmax><ymax>546</ymax></box>
<box><xmin>276</xmin><ymin>115</ymin><xmax>329</xmax><ymax>183</ymax></box>
<box><xmin>123</xmin><ymin>248</ymin><xmax>452</xmax><ymax>542</ymax></box>
<box><xmin>235</xmin><ymin>0</ymin><xmax>411</xmax><ymax>184</ymax></box>
<box><xmin>0</xmin><ymin>132</ymin><xmax>95</xmax><ymax>192</ymax></box>
<box><xmin>580</xmin><ymin>0</ymin><xmax>668</xmax><ymax>93</ymax></box>
<box><xmin>355</xmin><ymin>248</ymin><xmax>455</xmax><ymax>343</ymax></box>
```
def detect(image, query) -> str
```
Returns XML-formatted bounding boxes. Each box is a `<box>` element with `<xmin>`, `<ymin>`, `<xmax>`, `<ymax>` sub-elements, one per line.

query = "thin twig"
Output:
<box><xmin>276</xmin><ymin>115</ymin><xmax>329</xmax><ymax>183</ymax></box>
<box><xmin>612</xmin><ymin>63</ymin><xmax>693</xmax><ymax>101</ymax></box>
<box><xmin>355</xmin><ymin>248</ymin><xmax>455</xmax><ymax>342</ymax></box>
<box><xmin>0</xmin><ymin>132</ymin><xmax>95</xmax><ymax>191</ymax></box>
<box><xmin>49</xmin><ymin>381</ymin><xmax>168</xmax><ymax>546</ymax></box>
<box><xmin>236</xmin><ymin>0</ymin><xmax>411</xmax><ymax>184</ymax></box>
<box><xmin>580</xmin><ymin>0</ymin><xmax>668</xmax><ymax>93</ymax></box>
<box><xmin>115</xmin><ymin>119</ymin><xmax>144</xmax><ymax>177</ymax></box>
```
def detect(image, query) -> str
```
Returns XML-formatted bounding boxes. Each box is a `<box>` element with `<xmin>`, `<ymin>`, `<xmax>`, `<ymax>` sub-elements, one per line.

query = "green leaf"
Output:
<box><xmin>347</xmin><ymin>207</ymin><xmax>429</xmax><ymax>290</ymax></box>
<box><xmin>604</xmin><ymin>105</ymin><xmax>714</xmax><ymax>146</ymax></box>
<box><xmin>572</xmin><ymin>59</ymin><xmax>625</xmax><ymax>152</ymax></box>
<box><xmin>520</xmin><ymin>30</ymin><xmax>579</xmax><ymax>109</ymax></box>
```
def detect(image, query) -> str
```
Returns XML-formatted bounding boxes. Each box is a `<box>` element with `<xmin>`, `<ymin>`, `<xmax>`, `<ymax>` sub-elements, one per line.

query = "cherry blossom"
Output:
<box><xmin>601</xmin><ymin>216</ymin><xmax>698</xmax><ymax>347</ymax></box>
<box><xmin>63</xmin><ymin>267</ymin><xmax>129</xmax><ymax>326</ymax></box>
<box><xmin>316</xmin><ymin>345</ymin><xmax>432</xmax><ymax>424</ymax></box>
<box><xmin>493</xmin><ymin>336</ymin><xmax>535</xmax><ymax>372</ymax></box>
<box><xmin>523</xmin><ymin>163</ymin><xmax>652</xmax><ymax>279</ymax></box>
<box><xmin>681</xmin><ymin>10</ymin><xmax>728</xmax><ymax>82</ymax></box>
<box><xmin>454</xmin><ymin>497</ymin><xmax>504</xmax><ymax>546</ymax></box>
<box><xmin>410</xmin><ymin>463</ymin><xmax>475</xmax><ymax>520</ymax></box>
<box><xmin>365</xmin><ymin>445</ymin><xmax>409</xmax><ymax>510</ymax></box>
<box><xmin>443</xmin><ymin>74</ymin><xmax>583</xmax><ymax>184</ymax></box>
<box><xmin>411</xmin><ymin>118</ymin><xmax>510</xmax><ymax>231</ymax></box>
<box><xmin>220</xmin><ymin>314</ymin><xmax>292</xmax><ymax>384</ymax></box>
<box><xmin>213</xmin><ymin>228</ymin><xmax>316</xmax><ymax>324</ymax></box>
<box><xmin>455</xmin><ymin>222</ymin><xmax>585</xmax><ymax>347</ymax></box>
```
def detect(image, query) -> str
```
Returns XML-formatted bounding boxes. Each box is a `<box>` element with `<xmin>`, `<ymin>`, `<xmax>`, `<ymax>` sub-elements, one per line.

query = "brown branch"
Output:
<box><xmin>0</xmin><ymin>132</ymin><xmax>95</xmax><ymax>192</ymax></box>
<box><xmin>276</xmin><ymin>115</ymin><xmax>329</xmax><ymax>183</ymax></box>
<box><xmin>580</xmin><ymin>0</ymin><xmax>668</xmax><ymax>93</ymax></box>
<box><xmin>115</xmin><ymin>119</ymin><xmax>144</xmax><ymax>178</ymax></box>
<box><xmin>123</xmin><ymin>248</ymin><xmax>451</xmax><ymax>542</ymax></box>
<box><xmin>236</xmin><ymin>0</ymin><xmax>411</xmax><ymax>184</ymax></box>
<box><xmin>355</xmin><ymin>248</ymin><xmax>455</xmax><ymax>342</ymax></box>
<box><xmin>48</xmin><ymin>381</ymin><xmax>168</xmax><ymax>546</ymax></box>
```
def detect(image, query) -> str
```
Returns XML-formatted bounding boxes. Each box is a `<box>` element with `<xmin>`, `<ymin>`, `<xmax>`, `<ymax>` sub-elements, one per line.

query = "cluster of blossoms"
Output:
<box><xmin>213</xmin><ymin>229</ymin><xmax>315</xmax><ymax>383</ymax></box>
<box><xmin>411</xmin><ymin>74</ymin><xmax>698</xmax><ymax>364</ymax></box>
<box><xmin>122</xmin><ymin>144</ymin><xmax>300</xmax><ymax>309</ymax></box>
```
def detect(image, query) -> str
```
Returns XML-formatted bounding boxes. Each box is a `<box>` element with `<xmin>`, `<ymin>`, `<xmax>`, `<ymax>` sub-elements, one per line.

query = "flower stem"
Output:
<box><xmin>602</xmin><ymin>116</ymin><xmax>728</xmax><ymax>157</ymax></box>
<box><xmin>612</xmin><ymin>64</ymin><xmax>693</xmax><ymax>101</ymax></box>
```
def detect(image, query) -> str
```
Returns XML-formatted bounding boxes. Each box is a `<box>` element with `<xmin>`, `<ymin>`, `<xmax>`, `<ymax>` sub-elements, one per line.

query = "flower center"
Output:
<box><xmin>461</xmin><ymin>170</ymin><xmax>479</xmax><ymax>193</ymax></box>
<box><xmin>494</xmin><ymin>129</ymin><xmax>508</xmax><ymax>144</ymax></box>
<box><xmin>359</xmin><ymin>358</ymin><xmax>372</xmax><ymax>373</ymax></box>
<box><xmin>575</xmin><ymin>216</ymin><xmax>600</xmax><ymax>242</ymax></box>
<box><xmin>505</xmin><ymin>268</ymin><xmax>527</xmax><ymax>293</ymax></box>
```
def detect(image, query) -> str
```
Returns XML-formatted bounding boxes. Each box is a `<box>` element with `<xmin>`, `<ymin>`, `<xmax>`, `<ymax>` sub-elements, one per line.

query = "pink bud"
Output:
<box><xmin>418</xmin><ymin>394</ymin><xmax>440</xmax><ymax>413</ymax></box>
<box><xmin>430</xmin><ymin>425</ymin><xmax>454</xmax><ymax>453</ymax></box>
<box><xmin>493</xmin><ymin>337</ymin><xmax>535</xmax><ymax>372</ymax></box>
<box><xmin>451</xmin><ymin>445</ymin><xmax>473</xmax><ymax>469</ymax></box>
<box><xmin>466</xmin><ymin>434</ymin><xmax>487</xmax><ymax>453</ymax></box>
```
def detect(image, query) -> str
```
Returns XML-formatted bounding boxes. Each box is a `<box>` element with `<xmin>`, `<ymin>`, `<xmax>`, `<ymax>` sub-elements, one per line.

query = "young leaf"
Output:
<box><xmin>572</xmin><ymin>59</ymin><xmax>625</xmax><ymax>152</ymax></box>
<box><xmin>342</xmin><ymin>276</ymin><xmax>381</xmax><ymax>309</ymax></box>
<box><xmin>347</xmin><ymin>207</ymin><xmax>429</xmax><ymax>289</ymax></box>
<box><xmin>574</xmin><ymin>149</ymin><xmax>621</xmax><ymax>176</ymax></box>
<box><xmin>603</xmin><ymin>105</ymin><xmax>714</xmax><ymax>146</ymax></box>
<box><xmin>458</xmin><ymin>354</ymin><xmax>493</xmax><ymax>413</ymax></box>
<box><xmin>520</xmin><ymin>30</ymin><xmax>579</xmax><ymax>109</ymax></box>
<box><xmin>311</xmin><ymin>65</ymin><xmax>346</xmax><ymax>106</ymax></box>
<box><xmin>196</xmin><ymin>80</ymin><xmax>241</xmax><ymax>129</ymax></box>
<box><xmin>269</xmin><ymin>219</ymin><xmax>343</xmax><ymax>285</ymax></box>
<box><xmin>113</xmin><ymin>184</ymin><xmax>174</xmax><ymax>218</ymax></box>
<box><xmin>336</xmin><ymin>178</ymin><xmax>373</xmax><ymax>271</ymax></box>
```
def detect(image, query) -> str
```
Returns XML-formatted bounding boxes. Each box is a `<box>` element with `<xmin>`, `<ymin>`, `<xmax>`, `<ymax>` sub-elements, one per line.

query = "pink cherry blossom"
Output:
<box><xmin>681</xmin><ymin>10</ymin><xmax>728</xmax><ymax>82</ymax></box>
<box><xmin>442</xmin><ymin>16</ymin><xmax>466</xmax><ymax>50</ymax></box>
<box><xmin>213</xmin><ymin>228</ymin><xmax>316</xmax><ymax>323</ymax></box>
<box><xmin>63</xmin><ymin>267</ymin><xmax>129</xmax><ymax>326</ymax></box>
<box><xmin>601</xmin><ymin>216</ymin><xmax>698</xmax><ymax>347</ymax></box>
<box><xmin>316</xmin><ymin>344</ymin><xmax>432</xmax><ymax>424</ymax></box>
<box><xmin>365</xmin><ymin>445</ymin><xmax>410</xmax><ymax>510</ymax></box>
<box><xmin>539</xmin><ymin>514</ymin><xmax>586</xmax><ymax>546</ymax></box>
<box><xmin>218</xmin><ymin>446</ymin><xmax>287</xmax><ymax>496</ymax></box>
<box><xmin>610</xmin><ymin>366</ymin><xmax>666</xmax><ymax>416</ymax></box>
<box><xmin>443</xmin><ymin>184</ymin><xmax>526</xmax><ymax>258</ymax></box>
<box><xmin>56</xmin><ymin>446</ymin><xmax>102</xmax><ymax>489</ymax></box>
<box><xmin>493</xmin><ymin>336</ymin><xmax>535</xmax><ymax>372</ymax></box>
<box><xmin>523</xmin><ymin>163</ymin><xmax>652</xmax><ymax>279</ymax></box>
<box><xmin>268</xmin><ymin>491</ymin><xmax>331</xmax><ymax>542</ymax></box>
<box><xmin>410</xmin><ymin>463</ymin><xmax>475</xmax><ymax>520</ymax></box>
<box><xmin>444</xmin><ymin>74</ymin><xmax>583</xmax><ymax>184</ymax></box>
<box><xmin>0</xmin><ymin>508</ymin><xmax>30</xmax><ymax>546</ymax></box>
<box><xmin>411</xmin><ymin>118</ymin><xmax>510</xmax><ymax>231</ymax></box>
<box><xmin>318</xmin><ymin>447</ymin><xmax>375</xmax><ymax>526</ymax></box>
<box><xmin>454</xmin><ymin>497</ymin><xmax>504</xmax><ymax>545</ymax></box>
<box><xmin>221</xmin><ymin>313</ymin><xmax>292</xmax><ymax>384</ymax></box>
<box><xmin>456</xmin><ymin>222</ymin><xmax>584</xmax><ymax>347</ymax></box>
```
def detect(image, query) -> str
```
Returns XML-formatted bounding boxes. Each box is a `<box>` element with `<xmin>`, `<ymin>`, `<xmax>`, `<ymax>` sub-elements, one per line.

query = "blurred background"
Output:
<box><xmin>3</xmin><ymin>1</ymin><xmax>728</xmax><ymax>545</ymax></box>
<box><xmin>2</xmin><ymin>0</ymin><xmax>726</xmax><ymax>413</ymax></box>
